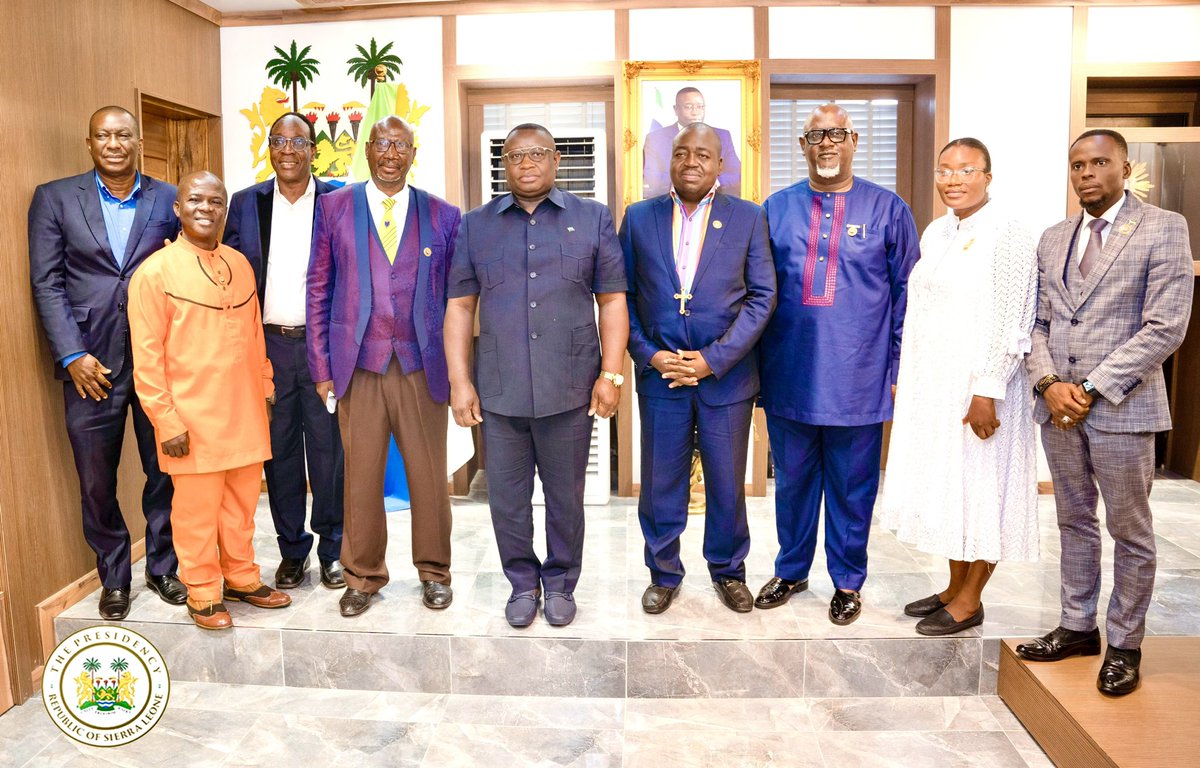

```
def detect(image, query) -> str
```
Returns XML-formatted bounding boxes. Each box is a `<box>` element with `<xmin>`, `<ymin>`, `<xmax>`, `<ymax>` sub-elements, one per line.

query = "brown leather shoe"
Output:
<box><xmin>188</xmin><ymin>600</ymin><xmax>233</xmax><ymax>630</ymax></box>
<box><xmin>223</xmin><ymin>581</ymin><xmax>292</xmax><ymax>609</ymax></box>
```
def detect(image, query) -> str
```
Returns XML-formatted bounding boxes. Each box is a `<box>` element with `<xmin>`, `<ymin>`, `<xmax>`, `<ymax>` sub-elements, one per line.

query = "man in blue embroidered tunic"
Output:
<box><xmin>756</xmin><ymin>103</ymin><xmax>919</xmax><ymax>625</ymax></box>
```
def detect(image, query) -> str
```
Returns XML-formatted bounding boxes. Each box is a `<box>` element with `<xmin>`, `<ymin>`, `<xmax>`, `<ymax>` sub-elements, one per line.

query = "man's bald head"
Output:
<box><xmin>175</xmin><ymin>171</ymin><xmax>227</xmax><ymax>249</ymax></box>
<box><xmin>367</xmin><ymin>115</ymin><xmax>417</xmax><ymax>195</ymax></box>
<box><xmin>803</xmin><ymin>103</ymin><xmax>853</xmax><ymax>133</ymax></box>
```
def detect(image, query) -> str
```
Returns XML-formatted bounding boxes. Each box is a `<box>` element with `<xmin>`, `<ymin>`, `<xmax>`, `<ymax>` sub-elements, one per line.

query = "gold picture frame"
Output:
<box><xmin>621</xmin><ymin>60</ymin><xmax>762</xmax><ymax>207</ymax></box>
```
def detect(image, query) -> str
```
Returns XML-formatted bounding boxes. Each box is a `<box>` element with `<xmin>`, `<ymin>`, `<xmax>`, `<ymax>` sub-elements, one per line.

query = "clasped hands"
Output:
<box><xmin>1043</xmin><ymin>381</ymin><xmax>1093</xmax><ymax>430</ymax></box>
<box><xmin>651</xmin><ymin>349</ymin><xmax>712</xmax><ymax>389</ymax></box>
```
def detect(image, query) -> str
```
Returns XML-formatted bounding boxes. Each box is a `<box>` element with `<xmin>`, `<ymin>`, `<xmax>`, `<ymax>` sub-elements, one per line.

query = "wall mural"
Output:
<box><xmin>220</xmin><ymin>18</ymin><xmax>445</xmax><ymax>196</ymax></box>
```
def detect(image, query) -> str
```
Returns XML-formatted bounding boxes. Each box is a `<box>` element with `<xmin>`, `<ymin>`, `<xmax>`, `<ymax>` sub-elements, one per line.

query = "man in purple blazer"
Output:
<box><xmin>306</xmin><ymin>116</ymin><xmax>462</xmax><ymax>618</ymax></box>
<box><xmin>621</xmin><ymin>123</ymin><xmax>776</xmax><ymax>615</ymax></box>
<box><xmin>225</xmin><ymin>112</ymin><xmax>344</xmax><ymax>593</ymax></box>
<box><xmin>643</xmin><ymin>87</ymin><xmax>742</xmax><ymax>199</ymax></box>
<box><xmin>29</xmin><ymin>105</ymin><xmax>186</xmax><ymax>620</ymax></box>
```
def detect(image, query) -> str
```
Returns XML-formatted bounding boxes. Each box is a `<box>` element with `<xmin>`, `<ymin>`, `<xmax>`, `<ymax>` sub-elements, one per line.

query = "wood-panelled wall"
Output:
<box><xmin>0</xmin><ymin>0</ymin><xmax>221</xmax><ymax>703</ymax></box>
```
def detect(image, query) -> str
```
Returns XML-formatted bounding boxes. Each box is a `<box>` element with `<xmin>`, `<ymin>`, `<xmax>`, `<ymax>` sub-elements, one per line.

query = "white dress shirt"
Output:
<box><xmin>263</xmin><ymin>176</ymin><xmax>315</xmax><ymax>326</ymax></box>
<box><xmin>365</xmin><ymin>179</ymin><xmax>411</xmax><ymax>251</ymax></box>
<box><xmin>1074</xmin><ymin>196</ymin><xmax>1124</xmax><ymax>265</ymax></box>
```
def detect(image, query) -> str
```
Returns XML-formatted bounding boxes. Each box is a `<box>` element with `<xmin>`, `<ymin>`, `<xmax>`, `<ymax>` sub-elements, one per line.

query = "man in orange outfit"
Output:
<box><xmin>129</xmin><ymin>171</ymin><xmax>291</xmax><ymax>630</ymax></box>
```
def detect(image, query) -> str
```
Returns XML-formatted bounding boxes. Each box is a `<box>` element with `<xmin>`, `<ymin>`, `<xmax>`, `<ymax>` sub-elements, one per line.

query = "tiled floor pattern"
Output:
<box><xmin>10</xmin><ymin>475</ymin><xmax>1200</xmax><ymax>765</ymax></box>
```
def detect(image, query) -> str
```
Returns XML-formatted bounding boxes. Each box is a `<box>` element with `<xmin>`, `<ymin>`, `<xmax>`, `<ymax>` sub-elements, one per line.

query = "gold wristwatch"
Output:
<box><xmin>600</xmin><ymin>370</ymin><xmax>624</xmax><ymax>387</ymax></box>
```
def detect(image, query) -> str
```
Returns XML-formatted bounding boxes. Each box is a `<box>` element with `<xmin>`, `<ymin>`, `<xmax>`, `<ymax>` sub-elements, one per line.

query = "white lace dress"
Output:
<box><xmin>879</xmin><ymin>202</ymin><xmax>1039</xmax><ymax>562</ymax></box>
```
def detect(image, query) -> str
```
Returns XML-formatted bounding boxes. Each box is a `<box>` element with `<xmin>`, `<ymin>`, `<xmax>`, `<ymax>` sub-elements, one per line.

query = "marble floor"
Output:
<box><xmin>8</xmin><ymin>474</ymin><xmax>1200</xmax><ymax>766</ymax></box>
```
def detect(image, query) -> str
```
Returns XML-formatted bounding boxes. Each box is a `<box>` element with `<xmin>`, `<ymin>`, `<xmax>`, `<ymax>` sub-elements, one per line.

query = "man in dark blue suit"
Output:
<box><xmin>28</xmin><ymin>105</ymin><xmax>186</xmax><ymax>619</ymax></box>
<box><xmin>643</xmin><ymin>87</ymin><xmax>742</xmax><ymax>199</ymax></box>
<box><xmin>224</xmin><ymin>112</ymin><xmax>345</xmax><ymax>592</ymax></box>
<box><xmin>620</xmin><ymin>123</ymin><xmax>776</xmax><ymax>614</ymax></box>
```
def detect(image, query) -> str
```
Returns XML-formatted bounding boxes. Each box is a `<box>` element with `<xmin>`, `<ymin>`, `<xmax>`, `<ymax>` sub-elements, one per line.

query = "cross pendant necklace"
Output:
<box><xmin>674</xmin><ymin>290</ymin><xmax>692</xmax><ymax>316</ymax></box>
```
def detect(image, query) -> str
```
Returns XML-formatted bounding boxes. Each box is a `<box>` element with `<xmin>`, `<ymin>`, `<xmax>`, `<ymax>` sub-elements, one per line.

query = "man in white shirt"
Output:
<box><xmin>224</xmin><ymin>112</ymin><xmax>345</xmax><ymax>592</ymax></box>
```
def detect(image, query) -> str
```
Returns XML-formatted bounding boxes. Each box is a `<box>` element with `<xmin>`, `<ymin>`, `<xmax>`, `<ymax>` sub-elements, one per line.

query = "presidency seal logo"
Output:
<box><xmin>42</xmin><ymin>627</ymin><xmax>170</xmax><ymax>747</ymax></box>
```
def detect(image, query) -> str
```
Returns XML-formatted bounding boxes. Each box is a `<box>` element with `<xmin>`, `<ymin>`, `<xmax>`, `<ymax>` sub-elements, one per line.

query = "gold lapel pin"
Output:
<box><xmin>1117</xmin><ymin>220</ymin><xmax>1136</xmax><ymax>236</ymax></box>
<box><xmin>712</xmin><ymin>220</ymin><xmax>723</xmax><ymax>229</ymax></box>
<box><xmin>423</xmin><ymin>247</ymin><xmax>432</xmax><ymax>257</ymax></box>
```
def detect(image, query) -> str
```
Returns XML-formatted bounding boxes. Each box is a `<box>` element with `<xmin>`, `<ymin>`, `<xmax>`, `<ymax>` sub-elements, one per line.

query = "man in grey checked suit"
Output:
<box><xmin>1018</xmin><ymin>129</ymin><xmax>1193</xmax><ymax>696</ymax></box>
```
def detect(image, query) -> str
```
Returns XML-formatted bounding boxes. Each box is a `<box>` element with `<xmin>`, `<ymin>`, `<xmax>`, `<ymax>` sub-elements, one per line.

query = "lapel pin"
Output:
<box><xmin>567</xmin><ymin>226</ymin><xmax>575</xmax><ymax>232</ymax></box>
<box><xmin>1118</xmin><ymin>220</ymin><xmax>1136</xmax><ymax>236</ymax></box>
<box><xmin>423</xmin><ymin>247</ymin><xmax>432</xmax><ymax>257</ymax></box>
<box><xmin>712</xmin><ymin>220</ymin><xmax>723</xmax><ymax>229</ymax></box>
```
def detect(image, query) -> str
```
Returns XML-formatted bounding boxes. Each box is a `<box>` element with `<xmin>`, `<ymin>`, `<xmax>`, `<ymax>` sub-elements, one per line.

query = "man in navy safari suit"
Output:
<box><xmin>445</xmin><ymin>123</ymin><xmax>628</xmax><ymax>629</ymax></box>
<box><xmin>28</xmin><ymin>105</ymin><xmax>186</xmax><ymax>620</ymax></box>
<box><xmin>620</xmin><ymin>122</ymin><xmax>776</xmax><ymax>615</ymax></box>
<box><xmin>224</xmin><ymin>111</ymin><xmax>345</xmax><ymax>593</ymax></box>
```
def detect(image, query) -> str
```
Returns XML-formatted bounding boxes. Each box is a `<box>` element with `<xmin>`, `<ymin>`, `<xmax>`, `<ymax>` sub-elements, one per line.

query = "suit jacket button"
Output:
<box><xmin>1070</xmin><ymin>319</ymin><xmax>1079</xmax><ymax>325</ymax></box>
<box><xmin>1068</xmin><ymin>356</ymin><xmax>1076</xmax><ymax>363</ymax></box>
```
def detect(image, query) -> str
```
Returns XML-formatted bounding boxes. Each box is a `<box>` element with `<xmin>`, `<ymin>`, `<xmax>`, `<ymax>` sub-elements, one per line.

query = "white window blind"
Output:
<box><xmin>769</xmin><ymin>99</ymin><xmax>899</xmax><ymax>194</ymax></box>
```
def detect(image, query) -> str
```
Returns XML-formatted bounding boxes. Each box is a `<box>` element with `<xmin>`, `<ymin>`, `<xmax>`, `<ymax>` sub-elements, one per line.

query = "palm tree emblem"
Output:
<box><xmin>266</xmin><ymin>41</ymin><xmax>321</xmax><ymax>111</ymax></box>
<box><xmin>346</xmin><ymin>38</ymin><xmax>402</xmax><ymax>96</ymax></box>
<box><xmin>82</xmin><ymin>657</ymin><xmax>101</xmax><ymax>688</ymax></box>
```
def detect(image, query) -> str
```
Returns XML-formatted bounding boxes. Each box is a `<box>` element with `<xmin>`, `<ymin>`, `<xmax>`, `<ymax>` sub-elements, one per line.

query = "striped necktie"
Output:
<box><xmin>380</xmin><ymin>197</ymin><xmax>399</xmax><ymax>264</ymax></box>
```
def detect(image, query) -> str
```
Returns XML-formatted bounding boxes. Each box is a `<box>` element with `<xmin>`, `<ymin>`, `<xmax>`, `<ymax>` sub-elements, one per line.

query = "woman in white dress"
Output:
<box><xmin>880</xmin><ymin>138</ymin><xmax>1039</xmax><ymax>636</ymax></box>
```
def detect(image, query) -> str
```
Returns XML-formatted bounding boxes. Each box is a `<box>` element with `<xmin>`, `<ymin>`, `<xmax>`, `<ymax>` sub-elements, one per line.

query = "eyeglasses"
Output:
<box><xmin>934</xmin><ymin>167</ymin><xmax>986</xmax><ymax>182</ymax></box>
<box><xmin>368</xmin><ymin>139</ymin><xmax>414</xmax><ymax>154</ymax></box>
<box><xmin>501</xmin><ymin>147</ymin><xmax>555</xmax><ymax>165</ymax></box>
<box><xmin>801</xmin><ymin>128</ymin><xmax>854</xmax><ymax>145</ymax></box>
<box><xmin>267</xmin><ymin>136</ymin><xmax>314</xmax><ymax>151</ymax></box>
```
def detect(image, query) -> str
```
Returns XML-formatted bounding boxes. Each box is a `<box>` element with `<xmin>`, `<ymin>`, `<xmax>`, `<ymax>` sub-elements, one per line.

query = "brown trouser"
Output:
<box><xmin>338</xmin><ymin>364</ymin><xmax>452</xmax><ymax>592</ymax></box>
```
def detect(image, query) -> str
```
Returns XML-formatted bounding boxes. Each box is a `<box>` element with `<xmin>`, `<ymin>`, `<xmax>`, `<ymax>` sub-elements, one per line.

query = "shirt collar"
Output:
<box><xmin>668</xmin><ymin>182</ymin><xmax>720</xmax><ymax>213</ymax></box>
<box><xmin>1082</xmin><ymin>193</ymin><xmax>1126</xmax><ymax>230</ymax></box>
<box><xmin>94</xmin><ymin>171</ymin><xmax>141</xmax><ymax>203</ymax></box>
<box><xmin>274</xmin><ymin>175</ymin><xmax>315</xmax><ymax>203</ymax></box>
<box><xmin>495</xmin><ymin>185</ymin><xmax>566</xmax><ymax>214</ymax></box>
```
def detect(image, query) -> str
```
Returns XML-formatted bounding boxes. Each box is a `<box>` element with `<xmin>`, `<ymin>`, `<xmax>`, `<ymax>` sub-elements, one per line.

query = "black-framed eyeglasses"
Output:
<box><xmin>368</xmin><ymin>139</ymin><xmax>414</xmax><ymax>154</ymax></box>
<box><xmin>801</xmin><ymin>128</ymin><xmax>854</xmax><ymax>145</ymax></box>
<box><xmin>934</xmin><ymin>167</ymin><xmax>986</xmax><ymax>182</ymax></box>
<box><xmin>502</xmin><ymin>147</ymin><xmax>555</xmax><ymax>165</ymax></box>
<box><xmin>267</xmin><ymin>136</ymin><xmax>314</xmax><ymax>151</ymax></box>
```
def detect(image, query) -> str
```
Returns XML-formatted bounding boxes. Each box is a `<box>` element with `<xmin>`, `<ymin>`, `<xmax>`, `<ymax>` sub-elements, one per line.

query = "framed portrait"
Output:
<box><xmin>621</xmin><ymin>60</ymin><xmax>762</xmax><ymax>206</ymax></box>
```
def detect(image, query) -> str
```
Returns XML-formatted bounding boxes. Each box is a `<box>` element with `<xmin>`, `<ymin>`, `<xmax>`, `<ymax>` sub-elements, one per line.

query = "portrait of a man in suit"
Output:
<box><xmin>643</xmin><ymin>87</ymin><xmax>742</xmax><ymax>199</ymax></box>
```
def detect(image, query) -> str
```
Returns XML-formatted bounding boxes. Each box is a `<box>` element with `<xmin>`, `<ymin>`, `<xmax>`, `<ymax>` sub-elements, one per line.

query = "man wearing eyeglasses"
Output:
<box><xmin>28</xmin><ymin>105</ymin><xmax>186</xmax><ymax>620</ymax></box>
<box><xmin>445</xmin><ymin>123</ymin><xmax>628</xmax><ymax>628</ymax></box>
<box><xmin>224</xmin><ymin>111</ymin><xmax>345</xmax><ymax>594</ymax></box>
<box><xmin>643</xmin><ymin>87</ymin><xmax>742</xmax><ymax>199</ymax></box>
<box><xmin>756</xmin><ymin>103</ymin><xmax>919</xmax><ymax>626</ymax></box>
<box><xmin>307</xmin><ymin>116</ymin><xmax>462</xmax><ymax>617</ymax></box>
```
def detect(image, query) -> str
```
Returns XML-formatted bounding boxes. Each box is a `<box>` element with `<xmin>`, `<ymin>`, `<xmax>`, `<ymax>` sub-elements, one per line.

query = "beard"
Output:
<box><xmin>816</xmin><ymin>164</ymin><xmax>841</xmax><ymax>179</ymax></box>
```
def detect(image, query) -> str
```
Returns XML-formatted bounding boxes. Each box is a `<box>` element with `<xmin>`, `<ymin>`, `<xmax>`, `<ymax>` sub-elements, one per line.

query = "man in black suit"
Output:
<box><xmin>28</xmin><ymin>105</ymin><xmax>187</xmax><ymax>619</ymax></box>
<box><xmin>224</xmin><ymin>112</ymin><xmax>345</xmax><ymax>591</ymax></box>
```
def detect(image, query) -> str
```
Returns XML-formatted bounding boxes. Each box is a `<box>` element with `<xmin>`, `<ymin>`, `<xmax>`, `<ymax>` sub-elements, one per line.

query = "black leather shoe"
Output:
<box><xmin>98</xmin><ymin>587</ymin><xmax>131</xmax><ymax>620</ymax></box>
<box><xmin>1015</xmin><ymin>626</ymin><xmax>1101</xmax><ymax>662</ymax></box>
<box><xmin>319</xmin><ymin>559</ymin><xmax>346</xmax><ymax>590</ymax></box>
<box><xmin>641</xmin><ymin>584</ymin><xmax>679</xmax><ymax>614</ymax></box>
<box><xmin>145</xmin><ymin>573</ymin><xmax>187</xmax><ymax>605</ymax></box>
<box><xmin>829</xmin><ymin>589</ymin><xmax>863</xmax><ymax>625</ymax></box>
<box><xmin>421</xmin><ymin>580</ymin><xmax>453</xmax><ymax>610</ymax></box>
<box><xmin>1097</xmin><ymin>646</ymin><xmax>1141</xmax><ymax>696</ymax></box>
<box><xmin>904</xmin><ymin>593</ymin><xmax>948</xmax><ymax>618</ymax></box>
<box><xmin>274</xmin><ymin>557</ymin><xmax>309</xmax><ymax>590</ymax></box>
<box><xmin>713</xmin><ymin>578</ymin><xmax>753</xmax><ymax>613</ymax></box>
<box><xmin>339</xmin><ymin>588</ymin><xmax>372</xmax><ymax>617</ymax></box>
<box><xmin>916</xmin><ymin>605</ymin><xmax>984</xmax><ymax>636</ymax></box>
<box><xmin>754</xmin><ymin>577</ymin><xmax>809</xmax><ymax>609</ymax></box>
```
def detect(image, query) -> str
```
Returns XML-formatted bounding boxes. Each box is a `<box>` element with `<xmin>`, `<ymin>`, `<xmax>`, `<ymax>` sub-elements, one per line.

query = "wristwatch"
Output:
<box><xmin>600</xmin><ymin>370</ymin><xmax>624</xmax><ymax>387</ymax></box>
<box><xmin>1034</xmin><ymin>373</ymin><xmax>1060</xmax><ymax>395</ymax></box>
<box><xmin>1081</xmin><ymin>380</ymin><xmax>1097</xmax><ymax>398</ymax></box>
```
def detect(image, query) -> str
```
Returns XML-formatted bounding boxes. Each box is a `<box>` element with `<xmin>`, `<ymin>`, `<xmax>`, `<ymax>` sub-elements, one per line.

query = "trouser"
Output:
<box><xmin>638</xmin><ymin>393</ymin><xmax>753</xmax><ymax>588</ymax></box>
<box><xmin>1041</xmin><ymin>423</ymin><xmax>1156</xmax><ymax>649</ymax></box>
<box><xmin>767</xmin><ymin>414</ymin><xmax>883</xmax><ymax>591</ymax></box>
<box><xmin>338</xmin><ymin>363</ymin><xmax>452</xmax><ymax>593</ymax></box>
<box><xmin>64</xmin><ymin>363</ymin><xmax>176</xmax><ymax>588</ymax></box>
<box><xmin>170</xmin><ymin>463</ymin><xmax>262</xmax><ymax>603</ymax></box>
<box><xmin>483</xmin><ymin>405</ymin><xmax>592</xmax><ymax>593</ymax></box>
<box><xmin>263</xmin><ymin>332</ymin><xmax>344</xmax><ymax>563</ymax></box>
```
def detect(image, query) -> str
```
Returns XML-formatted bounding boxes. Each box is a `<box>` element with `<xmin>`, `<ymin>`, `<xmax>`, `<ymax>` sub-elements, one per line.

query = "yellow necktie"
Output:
<box><xmin>380</xmin><ymin>198</ymin><xmax>399</xmax><ymax>264</ymax></box>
